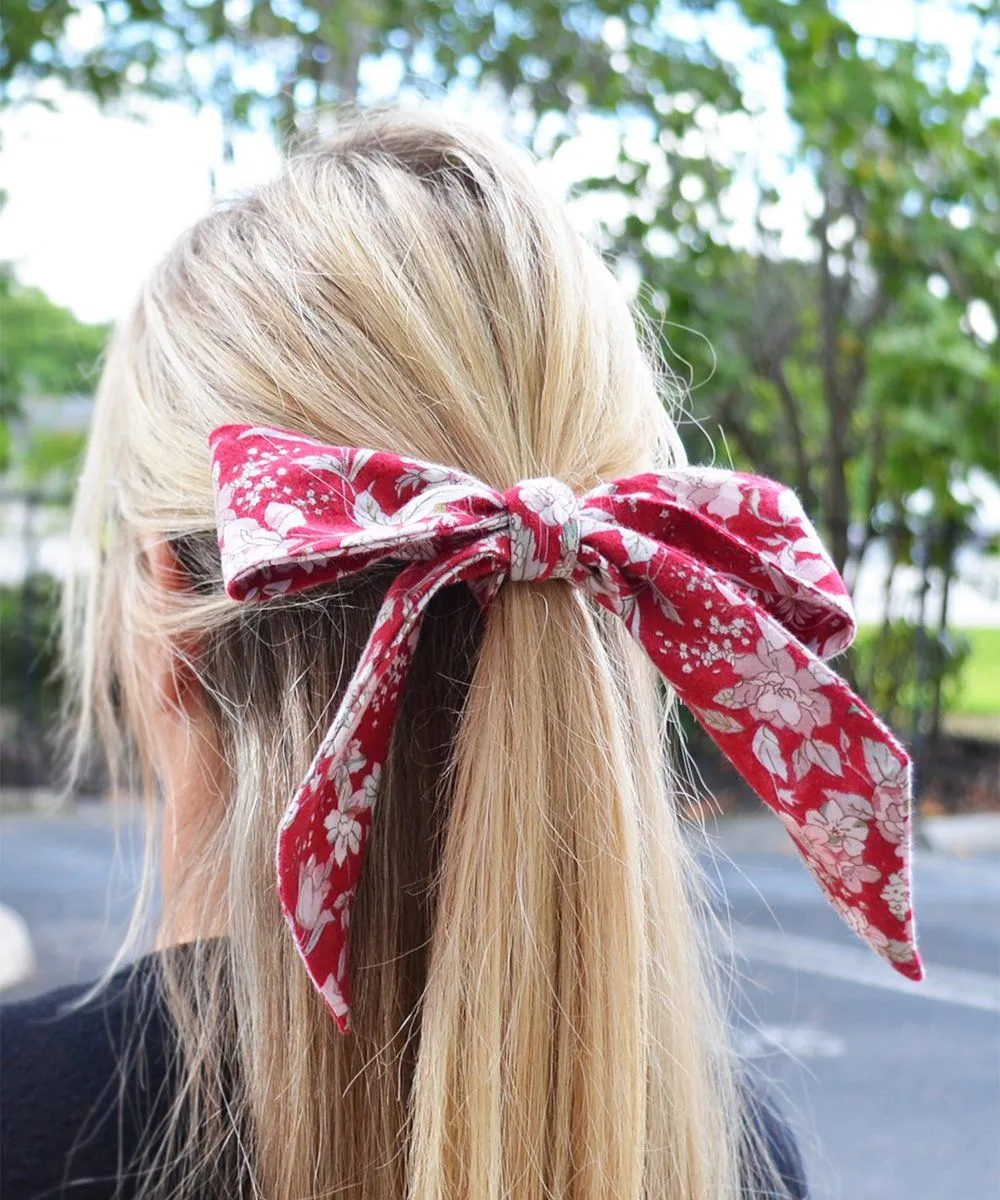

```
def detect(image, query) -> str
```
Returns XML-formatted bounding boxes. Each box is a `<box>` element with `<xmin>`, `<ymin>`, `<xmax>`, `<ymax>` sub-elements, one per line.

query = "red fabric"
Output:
<box><xmin>210</xmin><ymin>423</ymin><xmax>922</xmax><ymax>1031</ymax></box>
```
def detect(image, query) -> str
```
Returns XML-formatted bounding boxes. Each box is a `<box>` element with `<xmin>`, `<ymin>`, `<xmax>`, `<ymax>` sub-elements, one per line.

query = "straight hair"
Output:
<box><xmin>64</xmin><ymin>107</ymin><xmax>782</xmax><ymax>1199</ymax></box>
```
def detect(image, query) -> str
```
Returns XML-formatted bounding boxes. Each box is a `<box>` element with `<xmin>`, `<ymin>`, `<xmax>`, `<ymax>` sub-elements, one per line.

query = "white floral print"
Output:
<box><xmin>668</xmin><ymin>468</ymin><xmax>745</xmax><ymax>520</ymax></box>
<box><xmin>508</xmin><ymin>520</ymin><xmax>547</xmax><ymax>581</ymax></box>
<box><xmin>885</xmin><ymin>937</ymin><xmax>917</xmax><ymax>964</ymax></box>
<box><xmin>752</xmin><ymin>725</ymin><xmax>788</xmax><ymax>780</ymax></box>
<box><xmin>351</xmin><ymin>487</ymin><xmax>394</xmax><ymax>527</ymax></box>
<box><xmin>792</xmin><ymin>737</ymin><xmax>843</xmax><ymax>780</ymax></box>
<box><xmin>294</xmin><ymin>449</ymin><xmax>373</xmax><ymax>482</ymax></box>
<box><xmin>325</xmin><ymin>808</ymin><xmax>362</xmax><ymax>867</ymax></box>
<box><xmin>219</xmin><ymin>502</ymin><xmax>307</xmax><ymax>578</ymax></box>
<box><xmin>874</xmin><ymin>783</ymin><xmax>908</xmax><ymax>847</ymax></box>
<box><xmin>717</xmin><ymin>636</ymin><xmax>833</xmax><ymax>735</ymax></box>
<box><xmin>324</xmin><ymin>765</ymin><xmax>381</xmax><ymax>867</ymax></box>
<box><xmin>618</xmin><ymin>527</ymin><xmax>659</xmax><ymax>565</ymax></box>
<box><xmin>881</xmin><ymin>870</ymin><xmax>909</xmax><ymax>920</ymax></box>
<box><xmin>319</xmin><ymin>972</ymin><xmax>350</xmax><ymax>1021</ymax></box>
<box><xmin>516</xmin><ymin>478</ymin><xmax>579</xmax><ymax>529</ymax></box>
<box><xmin>838</xmin><ymin>856</ymin><xmax>882</xmax><ymax>894</ymax></box>
<box><xmin>757</xmin><ymin>563</ymin><xmax>853</xmax><ymax>654</ymax></box>
<box><xmin>779</xmin><ymin>793</ymin><xmax>886</xmax><ymax>900</ymax></box>
<box><xmin>507</xmin><ymin>478</ymin><xmax>581</xmax><ymax>582</ymax></box>
<box><xmin>768</xmin><ymin>536</ymin><xmax>837</xmax><ymax>585</ymax></box>
<box><xmin>296</xmin><ymin>853</ymin><xmax>335</xmax><ymax>953</ymax></box>
<box><xmin>396</xmin><ymin>481</ymin><xmax>495</xmax><ymax>525</ymax></box>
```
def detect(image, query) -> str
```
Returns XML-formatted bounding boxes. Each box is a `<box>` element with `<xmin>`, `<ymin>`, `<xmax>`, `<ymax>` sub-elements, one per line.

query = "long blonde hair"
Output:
<box><xmin>65</xmin><ymin>108</ymin><xmax>769</xmax><ymax>1199</ymax></box>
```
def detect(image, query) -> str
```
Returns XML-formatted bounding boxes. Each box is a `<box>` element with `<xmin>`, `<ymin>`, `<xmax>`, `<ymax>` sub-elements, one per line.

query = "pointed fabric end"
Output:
<box><xmin>316</xmin><ymin>970</ymin><xmax>353</xmax><ymax>1033</ymax></box>
<box><xmin>892</xmin><ymin>953</ymin><xmax>925</xmax><ymax>983</ymax></box>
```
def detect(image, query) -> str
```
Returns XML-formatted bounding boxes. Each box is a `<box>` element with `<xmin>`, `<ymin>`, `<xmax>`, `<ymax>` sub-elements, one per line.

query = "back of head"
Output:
<box><xmin>66</xmin><ymin>109</ymin><xmax>752</xmax><ymax>1199</ymax></box>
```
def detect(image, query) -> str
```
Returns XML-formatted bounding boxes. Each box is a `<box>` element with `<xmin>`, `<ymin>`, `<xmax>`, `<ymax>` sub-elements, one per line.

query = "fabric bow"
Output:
<box><xmin>210</xmin><ymin>423</ymin><xmax>922</xmax><ymax>1030</ymax></box>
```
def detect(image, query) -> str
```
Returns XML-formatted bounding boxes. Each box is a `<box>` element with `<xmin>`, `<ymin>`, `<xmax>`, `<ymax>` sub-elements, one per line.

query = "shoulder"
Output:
<box><xmin>741</xmin><ymin>1076</ymin><xmax>809</xmax><ymax>1199</ymax></box>
<box><xmin>1</xmin><ymin>956</ymin><xmax>175</xmax><ymax>1200</ymax></box>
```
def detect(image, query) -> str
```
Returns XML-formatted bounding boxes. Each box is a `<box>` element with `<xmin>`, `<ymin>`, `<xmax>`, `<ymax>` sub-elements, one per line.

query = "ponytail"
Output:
<box><xmin>410</xmin><ymin>584</ymin><xmax>739</xmax><ymax>1197</ymax></box>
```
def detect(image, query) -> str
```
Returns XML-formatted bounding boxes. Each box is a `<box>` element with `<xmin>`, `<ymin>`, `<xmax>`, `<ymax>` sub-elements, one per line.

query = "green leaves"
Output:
<box><xmin>1</xmin><ymin>0</ymin><xmax>994</xmax><ymax>717</ymax></box>
<box><xmin>1</xmin><ymin>0</ymin><xmax>738</xmax><ymax>138</ymax></box>
<box><xmin>0</xmin><ymin>268</ymin><xmax>108</xmax><ymax>473</ymax></box>
<box><xmin>0</xmin><ymin>271</ymin><xmax>108</xmax><ymax>414</ymax></box>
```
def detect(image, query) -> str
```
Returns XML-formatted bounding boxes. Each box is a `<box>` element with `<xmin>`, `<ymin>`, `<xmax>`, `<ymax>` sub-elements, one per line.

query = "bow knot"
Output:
<box><xmin>504</xmin><ymin>477</ymin><xmax>581</xmax><ymax>583</ymax></box>
<box><xmin>209</xmin><ymin>425</ymin><xmax>921</xmax><ymax>1032</ymax></box>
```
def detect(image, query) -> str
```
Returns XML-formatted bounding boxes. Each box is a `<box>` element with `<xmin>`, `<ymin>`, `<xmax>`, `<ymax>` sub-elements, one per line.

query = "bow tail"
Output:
<box><xmin>595</xmin><ymin>554</ymin><xmax>922</xmax><ymax>982</ymax></box>
<box><xmin>275</xmin><ymin>541</ymin><xmax>504</xmax><ymax>1030</ymax></box>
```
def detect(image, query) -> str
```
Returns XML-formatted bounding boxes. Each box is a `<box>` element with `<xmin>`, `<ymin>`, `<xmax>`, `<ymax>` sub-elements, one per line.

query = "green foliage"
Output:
<box><xmin>1</xmin><ymin>0</ymin><xmax>742</xmax><ymax>141</ymax></box>
<box><xmin>854</xmin><ymin>619</ymin><xmax>972</xmax><ymax>734</ymax></box>
<box><xmin>0</xmin><ymin>573</ymin><xmax>62</xmax><ymax>729</ymax></box>
<box><xmin>631</xmin><ymin>1</ymin><xmax>999</xmax><ymax>580</ymax></box>
<box><xmin>18</xmin><ymin>428</ymin><xmax>86</xmax><ymax>489</ymax></box>
<box><xmin>0</xmin><ymin>268</ymin><xmax>107</xmax><ymax>409</ymax></box>
<box><xmin>951</xmin><ymin>627</ymin><xmax>1000</xmax><ymax>717</ymax></box>
<box><xmin>1</xmin><ymin>0</ymin><xmax>996</xmax><ymax>735</ymax></box>
<box><xmin>0</xmin><ymin>267</ymin><xmax>107</xmax><ymax>471</ymax></box>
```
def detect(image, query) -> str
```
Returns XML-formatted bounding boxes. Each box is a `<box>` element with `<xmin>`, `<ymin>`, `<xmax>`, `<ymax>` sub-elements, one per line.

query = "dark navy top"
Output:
<box><xmin>1</xmin><ymin>948</ymin><xmax>807</xmax><ymax>1198</ymax></box>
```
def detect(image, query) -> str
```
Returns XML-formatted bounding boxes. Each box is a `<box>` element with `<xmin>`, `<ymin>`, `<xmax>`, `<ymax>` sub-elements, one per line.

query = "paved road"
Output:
<box><xmin>705</xmin><ymin>820</ymin><xmax>1000</xmax><ymax>1200</ymax></box>
<box><xmin>0</xmin><ymin>804</ymin><xmax>154</xmax><ymax>998</ymax></box>
<box><xmin>1</xmin><ymin>805</ymin><xmax>998</xmax><ymax>1199</ymax></box>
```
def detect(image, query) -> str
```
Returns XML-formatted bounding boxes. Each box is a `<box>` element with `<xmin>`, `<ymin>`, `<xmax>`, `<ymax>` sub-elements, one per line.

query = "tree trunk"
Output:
<box><xmin>817</xmin><ymin>170</ymin><xmax>851</xmax><ymax>575</ymax></box>
<box><xmin>930</xmin><ymin>522</ymin><xmax>959</xmax><ymax>741</ymax></box>
<box><xmin>866</xmin><ymin>514</ymin><xmax>903</xmax><ymax>698</ymax></box>
<box><xmin>911</xmin><ymin>532</ymin><xmax>933</xmax><ymax>752</ymax></box>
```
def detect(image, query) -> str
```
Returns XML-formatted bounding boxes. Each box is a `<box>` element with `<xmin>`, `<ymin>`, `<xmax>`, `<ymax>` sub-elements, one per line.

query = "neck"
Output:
<box><xmin>155</xmin><ymin>720</ymin><xmax>229</xmax><ymax>948</ymax></box>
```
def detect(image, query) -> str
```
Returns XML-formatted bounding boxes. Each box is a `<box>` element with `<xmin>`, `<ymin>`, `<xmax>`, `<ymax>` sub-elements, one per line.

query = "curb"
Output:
<box><xmin>0</xmin><ymin>904</ymin><xmax>35</xmax><ymax>992</ymax></box>
<box><xmin>0</xmin><ymin>788</ymin><xmax>74</xmax><ymax>816</ymax></box>
<box><xmin>704</xmin><ymin>811</ymin><xmax>1000</xmax><ymax>859</ymax></box>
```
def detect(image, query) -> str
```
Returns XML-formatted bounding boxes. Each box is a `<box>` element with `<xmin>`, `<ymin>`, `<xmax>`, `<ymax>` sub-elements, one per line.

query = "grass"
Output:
<box><xmin>855</xmin><ymin>624</ymin><xmax>1000</xmax><ymax>720</ymax></box>
<box><xmin>952</xmin><ymin>627</ymin><xmax>1000</xmax><ymax>716</ymax></box>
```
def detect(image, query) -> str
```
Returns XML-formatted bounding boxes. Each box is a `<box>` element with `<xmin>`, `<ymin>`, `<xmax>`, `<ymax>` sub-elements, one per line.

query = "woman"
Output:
<box><xmin>2</xmin><ymin>109</ymin><xmax>918</xmax><ymax>1199</ymax></box>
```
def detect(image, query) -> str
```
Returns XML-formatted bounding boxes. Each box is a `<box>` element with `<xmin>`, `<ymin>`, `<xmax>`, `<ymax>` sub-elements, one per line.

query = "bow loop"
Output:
<box><xmin>209</xmin><ymin>424</ymin><xmax>922</xmax><ymax>1031</ymax></box>
<box><xmin>584</xmin><ymin>470</ymin><xmax>855</xmax><ymax>658</ymax></box>
<box><xmin>211</xmin><ymin>425</ymin><xmax>506</xmax><ymax>601</ymax></box>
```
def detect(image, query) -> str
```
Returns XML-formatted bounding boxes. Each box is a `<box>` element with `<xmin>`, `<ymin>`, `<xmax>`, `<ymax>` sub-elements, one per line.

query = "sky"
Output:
<box><xmin>0</xmin><ymin>0</ymin><xmax>995</xmax><ymax>325</ymax></box>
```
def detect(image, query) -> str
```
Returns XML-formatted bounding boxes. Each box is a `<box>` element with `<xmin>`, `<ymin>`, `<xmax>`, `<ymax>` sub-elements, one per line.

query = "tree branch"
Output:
<box><xmin>844</xmin><ymin>411</ymin><xmax>886</xmax><ymax>594</ymax></box>
<box><xmin>717</xmin><ymin>391</ymin><xmax>771</xmax><ymax>473</ymax></box>
<box><xmin>768</xmin><ymin>363</ymin><xmax>818</xmax><ymax>509</ymax></box>
<box><xmin>818</xmin><ymin>162</ymin><xmax>851</xmax><ymax>574</ymax></box>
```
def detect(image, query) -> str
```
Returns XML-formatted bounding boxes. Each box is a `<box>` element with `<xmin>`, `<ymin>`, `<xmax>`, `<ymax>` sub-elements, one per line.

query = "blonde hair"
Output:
<box><xmin>65</xmin><ymin>109</ymin><xmax>776</xmax><ymax>1199</ymax></box>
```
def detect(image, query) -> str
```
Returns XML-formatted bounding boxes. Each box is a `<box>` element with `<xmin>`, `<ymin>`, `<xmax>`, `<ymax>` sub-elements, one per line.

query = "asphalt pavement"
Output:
<box><xmin>1</xmin><ymin>803</ymin><xmax>997</xmax><ymax>1200</ymax></box>
<box><xmin>705</xmin><ymin>816</ymin><xmax>1000</xmax><ymax>1200</ymax></box>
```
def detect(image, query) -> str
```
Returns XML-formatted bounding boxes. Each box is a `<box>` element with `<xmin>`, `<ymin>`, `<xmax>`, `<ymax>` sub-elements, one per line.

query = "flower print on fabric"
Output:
<box><xmin>320</xmin><ymin>969</ymin><xmax>350</xmax><ymax>1024</ymax></box>
<box><xmin>505</xmin><ymin>477</ymin><xmax>581</xmax><ymax>583</ymax></box>
<box><xmin>716</xmin><ymin>628</ymin><xmax>833</xmax><ymax>736</ymax></box>
<box><xmin>210</xmin><ymin>423</ymin><xmax>923</xmax><ymax>1032</ymax></box>
<box><xmin>296</xmin><ymin>854</ymin><xmax>335</xmax><ymax>955</ymax></box>
<box><xmin>881</xmin><ymin>870</ymin><xmax>909</xmax><ymax>921</ymax></box>
<box><xmin>863</xmin><ymin>737</ymin><xmax>910</xmax><ymax>846</ymax></box>
<box><xmin>777</xmin><ymin>790</ymin><xmax>895</xmax><ymax>900</ymax></box>
<box><xmin>324</xmin><ymin>766</ymin><xmax>381</xmax><ymax>866</ymax></box>
<box><xmin>220</xmin><ymin>503</ymin><xmax>308</xmax><ymax>581</ymax></box>
<box><xmin>667</xmin><ymin>468</ymin><xmax>745</xmax><ymax>520</ymax></box>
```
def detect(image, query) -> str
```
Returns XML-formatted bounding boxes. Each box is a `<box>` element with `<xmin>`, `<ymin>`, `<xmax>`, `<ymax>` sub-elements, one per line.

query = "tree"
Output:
<box><xmin>3</xmin><ymin>0</ymin><xmax>996</xmax><ymax>689</ymax></box>
<box><xmin>0</xmin><ymin>267</ymin><xmax>109</xmax><ymax>473</ymax></box>
<box><xmin>2</xmin><ymin>1</ymin><xmax>741</xmax><ymax>142</ymax></box>
<box><xmin>615</xmin><ymin>2</ymin><xmax>998</xmax><ymax>577</ymax></box>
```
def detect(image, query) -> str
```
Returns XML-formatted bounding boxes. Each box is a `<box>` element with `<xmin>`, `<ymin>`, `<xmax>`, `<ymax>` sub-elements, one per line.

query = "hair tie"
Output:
<box><xmin>209</xmin><ymin>423</ymin><xmax>922</xmax><ymax>1031</ymax></box>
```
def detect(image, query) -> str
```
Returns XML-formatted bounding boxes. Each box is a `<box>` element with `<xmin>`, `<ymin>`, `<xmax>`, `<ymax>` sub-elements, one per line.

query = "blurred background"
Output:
<box><xmin>0</xmin><ymin>1</ymin><xmax>997</xmax><ymax>1197</ymax></box>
